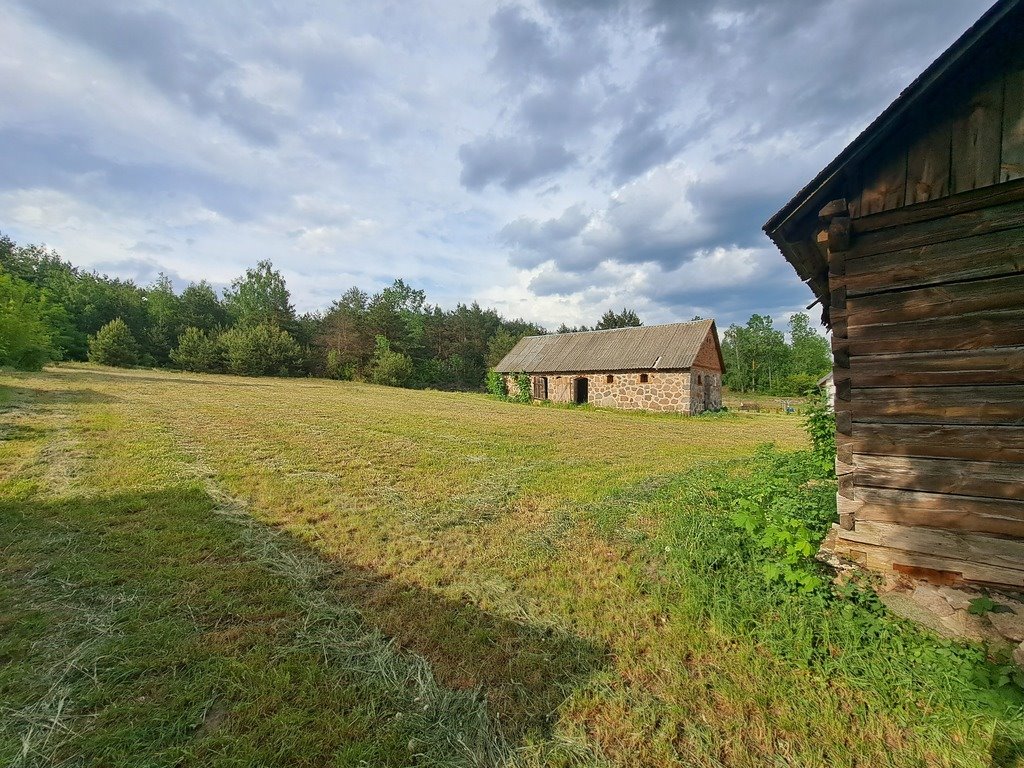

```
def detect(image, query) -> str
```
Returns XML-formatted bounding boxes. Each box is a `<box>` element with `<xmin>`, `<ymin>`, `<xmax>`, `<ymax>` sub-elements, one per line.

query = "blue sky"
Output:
<box><xmin>0</xmin><ymin>0</ymin><xmax>991</xmax><ymax>329</ymax></box>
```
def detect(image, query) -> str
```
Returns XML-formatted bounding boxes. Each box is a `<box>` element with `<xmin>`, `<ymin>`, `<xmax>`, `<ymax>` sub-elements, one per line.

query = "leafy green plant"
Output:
<box><xmin>728</xmin><ymin>447</ymin><xmax>834</xmax><ymax>593</ymax></box>
<box><xmin>0</xmin><ymin>271</ymin><xmax>58</xmax><ymax>370</ymax></box>
<box><xmin>803</xmin><ymin>386</ymin><xmax>836</xmax><ymax>475</ymax></box>
<box><xmin>324</xmin><ymin>349</ymin><xmax>356</xmax><ymax>380</ymax></box>
<box><xmin>485</xmin><ymin>369</ymin><xmax>507</xmax><ymax>398</ymax></box>
<box><xmin>510</xmin><ymin>372</ymin><xmax>532</xmax><ymax>404</ymax></box>
<box><xmin>967</xmin><ymin>596</ymin><xmax>1014</xmax><ymax>616</ymax></box>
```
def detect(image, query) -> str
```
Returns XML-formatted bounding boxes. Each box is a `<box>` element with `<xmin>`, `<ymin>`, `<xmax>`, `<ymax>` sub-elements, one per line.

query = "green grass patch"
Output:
<box><xmin>1</xmin><ymin>367</ymin><xmax>1022</xmax><ymax>766</ymax></box>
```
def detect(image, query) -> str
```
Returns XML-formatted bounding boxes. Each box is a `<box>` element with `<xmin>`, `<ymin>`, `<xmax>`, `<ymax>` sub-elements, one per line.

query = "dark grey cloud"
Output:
<box><xmin>1</xmin><ymin>0</ymin><xmax>997</xmax><ymax>331</ymax></box>
<box><xmin>488</xmin><ymin>5</ymin><xmax>608</xmax><ymax>86</ymax></box>
<box><xmin>0</xmin><ymin>128</ymin><xmax>269</xmax><ymax>221</ymax></box>
<box><xmin>605</xmin><ymin>110</ymin><xmax>681</xmax><ymax>185</ymax></box>
<box><xmin>129</xmin><ymin>241</ymin><xmax>174</xmax><ymax>255</ymax></box>
<box><xmin>477</xmin><ymin>0</ymin><xmax>990</xmax><ymax>323</ymax></box>
<box><xmin>16</xmin><ymin>0</ymin><xmax>285</xmax><ymax>145</ymax></box>
<box><xmin>90</xmin><ymin>257</ymin><xmax>188</xmax><ymax>289</ymax></box>
<box><xmin>500</xmin><ymin>204</ymin><xmax>589</xmax><ymax>262</ymax></box>
<box><xmin>456</xmin><ymin>4</ymin><xmax>609</xmax><ymax>191</ymax></box>
<box><xmin>459</xmin><ymin>135</ymin><xmax>576</xmax><ymax>191</ymax></box>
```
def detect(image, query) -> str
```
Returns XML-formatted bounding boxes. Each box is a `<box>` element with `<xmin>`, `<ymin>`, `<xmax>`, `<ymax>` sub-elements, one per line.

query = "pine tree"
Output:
<box><xmin>88</xmin><ymin>318</ymin><xmax>139</xmax><ymax>367</ymax></box>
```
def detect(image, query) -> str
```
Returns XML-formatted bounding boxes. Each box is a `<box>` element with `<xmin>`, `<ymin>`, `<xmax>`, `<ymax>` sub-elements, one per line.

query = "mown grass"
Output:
<box><xmin>1</xmin><ymin>364</ymin><xmax>1021</xmax><ymax>767</ymax></box>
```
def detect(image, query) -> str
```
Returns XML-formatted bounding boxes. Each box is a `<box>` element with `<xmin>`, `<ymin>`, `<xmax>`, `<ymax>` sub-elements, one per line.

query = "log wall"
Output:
<box><xmin>825</xmin><ymin>183</ymin><xmax>1024</xmax><ymax>589</ymax></box>
<box><xmin>849</xmin><ymin>51</ymin><xmax>1024</xmax><ymax>219</ymax></box>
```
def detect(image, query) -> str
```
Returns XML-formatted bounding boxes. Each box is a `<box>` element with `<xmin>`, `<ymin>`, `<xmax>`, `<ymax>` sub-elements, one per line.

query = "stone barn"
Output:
<box><xmin>765</xmin><ymin>0</ymin><xmax>1024</xmax><ymax>589</ymax></box>
<box><xmin>494</xmin><ymin>319</ymin><xmax>724</xmax><ymax>414</ymax></box>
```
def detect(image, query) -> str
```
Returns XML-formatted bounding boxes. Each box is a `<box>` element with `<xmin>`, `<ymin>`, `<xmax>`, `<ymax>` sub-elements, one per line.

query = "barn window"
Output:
<box><xmin>606</xmin><ymin>374</ymin><xmax>614</xmax><ymax>383</ymax></box>
<box><xmin>639</xmin><ymin>373</ymin><xmax>649</xmax><ymax>383</ymax></box>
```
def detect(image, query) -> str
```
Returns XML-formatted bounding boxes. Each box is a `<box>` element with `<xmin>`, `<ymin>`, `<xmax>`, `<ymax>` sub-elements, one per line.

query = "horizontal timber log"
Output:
<box><xmin>857</xmin><ymin>486</ymin><xmax>1024</xmax><ymax>522</ymax></box>
<box><xmin>847</xmin><ymin>346</ymin><xmax>1024</xmax><ymax>387</ymax></box>
<box><xmin>845</xmin><ymin>274</ymin><xmax>1024</xmax><ymax>327</ymax></box>
<box><xmin>843</xmin><ymin>309</ymin><xmax>1024</xmax><ymax>354</ymax></box>
<box><xmin>850</xmin><ymin>189</ymin><xmax>1024</xmax><ymax>259</ymax></box>
<box><xmin>832</xmin><ymin>531</ymin><xmax>1024</xmax><ymax>588</ymax></box>
<box><xmin>848</xmin><ymin>423</ymin><xmax>1024</xmax><ymax>462</ymax></box>
<box><xmin>840</xmin><ymin>521</ymin><xmax>1024</xmax><ymax>572</ymax></box>
<box><xmin>850</xmin><ymin>385</ymin><xmax>1024</xmax><ymax>425</ymax></box>
<box><xmin>851</xmin><ymin>177</ymin><xmax>1024</xmax><ymax>235</ymax></box>
<box><xmin>852</xmin><ymin>454</ymin><xmax>1024</xmax><ymax>499</ymax></box>
<box><xmin>839</xmin><ymin>490</ymin><xmax>1024</xmax><ymax>537</ymax></box>
<box><xmin>844</xmin><ymin>226</ymin><xmax>1024</xmax><ymax>296</ymax></box>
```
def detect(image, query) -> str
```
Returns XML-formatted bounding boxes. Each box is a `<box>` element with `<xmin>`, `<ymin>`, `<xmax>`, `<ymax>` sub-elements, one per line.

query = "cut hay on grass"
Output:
<box><xmin>1</xmin><ymin>365</ymin><xmax>1021</xmax><ymax>767</ymax></box>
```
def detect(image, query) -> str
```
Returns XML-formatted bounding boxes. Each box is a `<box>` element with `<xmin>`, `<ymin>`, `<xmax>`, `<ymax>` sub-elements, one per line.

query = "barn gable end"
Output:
<box><xmin>765</xmin><ymin>0</ymin><xmax>1024</xmax><ymax>590</ymax></box>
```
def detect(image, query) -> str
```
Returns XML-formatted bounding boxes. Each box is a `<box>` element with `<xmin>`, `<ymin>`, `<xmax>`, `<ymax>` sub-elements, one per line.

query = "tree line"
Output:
<box><xmin>0</xmin><ymin>234</ymin><xmax>555</xmax><ymax>389</ymax></box>
<box><xmin>720</xmin><ymin>313</ymin><xmax>831</xmax><ymax>395</ymax></box>
<box><xmin>0</xmin><ymin>233</ymin><xmax>829</xmax><ymax>393</ymax></box>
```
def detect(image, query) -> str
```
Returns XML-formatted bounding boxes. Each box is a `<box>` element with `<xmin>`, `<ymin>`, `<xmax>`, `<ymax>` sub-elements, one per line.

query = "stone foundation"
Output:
<box><xmin>505</xmin><ymin>369</ymin><xmax>722</xmax><ymax>415</ymax></box>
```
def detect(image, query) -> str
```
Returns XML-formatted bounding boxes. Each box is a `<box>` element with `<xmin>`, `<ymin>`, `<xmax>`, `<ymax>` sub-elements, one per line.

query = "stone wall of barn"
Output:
<box><xmin>589</xmin><ymin>371</ymin><xmax>692</xmax><ymax>412</ymax></box>
<box><xmin>504</xmin><ymin>371</ymin><xmax>716</xmax><ymax>414</ymax></box>
<box><xmin>688</xmin><ymin>368</ymin><xmax>723</xmax><ymax>413</ymax></box>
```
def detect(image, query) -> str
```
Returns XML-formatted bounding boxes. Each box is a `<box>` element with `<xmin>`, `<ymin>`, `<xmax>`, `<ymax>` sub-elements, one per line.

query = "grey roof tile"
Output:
<box><xmin>495</xmin><ymin>319</ymin><xmax>719</xmax><ymax>373</ymax></box>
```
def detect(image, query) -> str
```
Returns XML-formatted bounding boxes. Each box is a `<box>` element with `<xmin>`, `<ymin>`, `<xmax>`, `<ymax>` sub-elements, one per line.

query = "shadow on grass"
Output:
<box><xmin>0</xmin><ymin>383</ymin><xmax>120</xmax><ymax>407</ymax></box>
<box><xmin>321</xmin><ymin>556</ymin><xmax>608</xmax><ymax>739</ymax></box>
<box><xmin>54</xmin><ymin>366</ymin><xmax>263</xmax><ymax>388</ymax></box>
<box><xmin>0</xmin><ymin>423</ymin><xmax>46</xmax><ymax>441</ymax></box>
<box><xmin>1</xmin><ymin>484</ymin><xmax>607</xmax><ymax>764</ymax></box>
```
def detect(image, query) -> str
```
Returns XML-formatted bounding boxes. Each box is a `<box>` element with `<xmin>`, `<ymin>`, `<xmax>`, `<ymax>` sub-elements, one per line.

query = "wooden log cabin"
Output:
<box><xmin>765</xmin><ymin>0</ymin><xmax>1024</xmax><ymax>590</ymax></box>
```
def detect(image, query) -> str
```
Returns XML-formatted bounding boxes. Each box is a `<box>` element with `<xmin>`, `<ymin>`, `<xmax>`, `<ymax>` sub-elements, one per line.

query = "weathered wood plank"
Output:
<box><xmin>840</xmin><ymin>520</ymin><xmax>1024</xmax><ymax>571</ymax></box>
<box><xmin>844</xmin><ymin>309</ymin><xmax>1024</xmax><ymax>355</ymax></box>
<box><xmin>844</xmin><ymin>274</ymin><xmax>1024</xmax><ymax>329</ymax></box>
<box><xmin>844</xmin><ymin>226</ymin><xmax>1024</xmax><ymax>296</ymax></box>
<box><xmin>905</xmin><ymin>116</ymin><xmax>952</xmax><ymax>205</ymax></box>
<box><xmin>951</xmin><ymin>76</ymin><xmax>1003</xmax><ymax>194</ymax></box>
<box><xmin>842</xmin><ymin>486</ymin><xmax>1024</xmax><ymax>537</ymax></box>
<box><xmin>850</xmin><ymin>195</ymin><xmax>1024</xmax><ymax>258</ymax></box>
<box><xmin>852</xmin><ymin>176</ymin><xmax>1024</xmax><ymax>236</ymax></box>
<box><xmin>860</xmin><ymin>145</ymin><xmax>908</xmax><ymax>216</ymax></box>
<box><xmin>850</xmin><ymin>384</ymin><xmax>1024</xmax><ymax>425</ymax></box>
<box><xmin>833</xmin><ymin>528</ymin><xmax>1024</xmax><ymax>587</ymax></box>
<box><xmin>1002</xmin><ymin>65</ymin><xmax>1024</xmax><ymax>182</ymax></box>
<box><xmin>849</xmin><ymin>423</ymin><xmax>1024</xmax><ymax>462</ymax></box>
<box><xmin>838</xmin><ymin>472</ymin><xmax>856</xmax><ymax>500</ymax></box>
<box><xmin>818</xmin><ymin>199</ymin><xmax>849</xmax><ymax>220</ymax></box>
<box><xmin>831</xmin><ymin>284</ymin><xmax>846</xmax><ymax>310</ymax></box>
<box><xmin>847</xmin><ymin>346</ymin><xmax>1024</xmax><ymax>387</ymax></box>
<box><xmin>836</xmin><ymin>433</ymin><xmax>854</xmax><ymax>464</ymax></box>
<box><xmin>835</xmin><ymin>410</ymin><xmax>852</xmax><ymax>435</ymax></box>
<box><xmin>852</xmin><ymin>454</ymin><xmax>1024</xmax><ymax>499</ymax></box>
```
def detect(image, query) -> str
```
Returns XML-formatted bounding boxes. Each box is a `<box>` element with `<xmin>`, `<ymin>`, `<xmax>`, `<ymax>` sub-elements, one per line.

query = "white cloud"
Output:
<box><xmin>0</xmin><ymin>0</ymin><xmax>994</xmax><ymax>331</ymax></box>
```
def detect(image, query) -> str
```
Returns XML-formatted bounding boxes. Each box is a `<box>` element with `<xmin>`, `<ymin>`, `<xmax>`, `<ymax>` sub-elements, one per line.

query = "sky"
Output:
<box><xmin>0</xmin><ymin>0</ymin><xmax>993</xmax><ymax>331</ymax></box>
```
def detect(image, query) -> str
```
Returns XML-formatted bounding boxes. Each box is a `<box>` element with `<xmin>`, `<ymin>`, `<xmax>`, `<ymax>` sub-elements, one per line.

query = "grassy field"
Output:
<box><xmin>2</xmin><ymin>365</ymin><xmax>1021</xmax><ymax>767</ymax></box>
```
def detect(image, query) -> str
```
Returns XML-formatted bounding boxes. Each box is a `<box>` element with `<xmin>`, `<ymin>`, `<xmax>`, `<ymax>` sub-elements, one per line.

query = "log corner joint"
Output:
<box><xmin>817</xmin><ymin>198</ymin><xmax>851</xmax><ymax>255</ymax></box>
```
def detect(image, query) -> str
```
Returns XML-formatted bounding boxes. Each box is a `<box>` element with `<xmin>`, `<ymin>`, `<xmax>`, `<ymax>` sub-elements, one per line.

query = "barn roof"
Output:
<box><xmin>764</xmin><ymin>0</ymin><xmax>1022</xmax><ymax>307</ymax></box>
<box><xmin>494</xmin><ymin>319</ymin><xmax>722</xmax><ymax>374</ymax></box>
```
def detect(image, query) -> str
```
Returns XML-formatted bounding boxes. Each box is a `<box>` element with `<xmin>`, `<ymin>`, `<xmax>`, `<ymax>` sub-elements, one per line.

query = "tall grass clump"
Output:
<box><xmin>660</xmin><ymin>412</ymin><xmax>1024</xmax><ymax>752</ymax></box>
